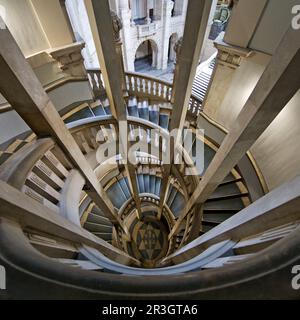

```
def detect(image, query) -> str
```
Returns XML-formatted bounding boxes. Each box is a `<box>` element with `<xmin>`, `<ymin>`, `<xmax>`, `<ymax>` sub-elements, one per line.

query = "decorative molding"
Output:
<box><xmin>49</xmin><ymin>42</ymin><xmax>86</xmax><ymax>77</ymax></box>
<box><xmin>214</xmin><ymin>33</ymin><xmax>252</xmax><ymax>69</ymax></box>
<box><xmin>217</xmin><ymin>50</ymin><xmax>244</xmax><ymax>68</ymax></box>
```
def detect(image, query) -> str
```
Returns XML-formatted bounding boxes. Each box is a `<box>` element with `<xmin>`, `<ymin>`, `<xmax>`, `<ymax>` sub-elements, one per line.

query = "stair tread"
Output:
<box><xmin>207</xmin><ymin>192</ymin><xmax>249</xmax><ymax>201</ymax></box>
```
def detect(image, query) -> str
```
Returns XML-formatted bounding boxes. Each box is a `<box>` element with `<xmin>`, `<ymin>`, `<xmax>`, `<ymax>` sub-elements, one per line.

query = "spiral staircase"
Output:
<box><xmin>0</xmin><ymin>60</ymin><xmax>299</xmax><ymax>299</ymax></box>
<box><xmin>0</xmin><ymin>3</ymin><xmax>300</xmax><ymax>299</ymax></box>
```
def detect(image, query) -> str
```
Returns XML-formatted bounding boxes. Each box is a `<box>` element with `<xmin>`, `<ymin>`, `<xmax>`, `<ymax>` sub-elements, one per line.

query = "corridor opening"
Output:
<box><xmin>134</xmin><ymin>40</ymin><xmax>157</xmax><ymax>72</ymax></box>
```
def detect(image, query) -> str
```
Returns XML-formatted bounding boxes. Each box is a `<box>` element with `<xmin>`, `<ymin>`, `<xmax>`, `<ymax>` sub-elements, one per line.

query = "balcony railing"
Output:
<box><xmin>136</xmin><ymin>22</ymin><xmax>158</xmax><ymax>38</ymax></box>
<box><xmin>86</xmin><ymin>69</ymin><xmax>203</xmax><ymax>122</ymax></box>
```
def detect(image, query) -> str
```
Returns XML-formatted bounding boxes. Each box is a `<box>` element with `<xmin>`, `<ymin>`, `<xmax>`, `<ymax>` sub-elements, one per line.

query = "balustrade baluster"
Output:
<box><xmin>142</xmin><ymin>78</ymin><xmax>146</xmax><ymax>94</ymax></box>
<box><xmin>146</xmin><ymin>79</ymin><xmax>150</xmax><ymax>95</ymax></box>
<box><xmin>133</xmin><ymin>76</ymin><xmax>138</xmax><ymax>94</ymax></box>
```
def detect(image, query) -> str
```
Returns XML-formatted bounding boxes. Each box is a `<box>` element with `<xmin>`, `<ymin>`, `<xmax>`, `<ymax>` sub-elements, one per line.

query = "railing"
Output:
<box><xmin>125</xmin><ymin>72</ymin><xmax>203</xmax><ymax>121</ymax></box>
<box><xmin>0</xmin><ymin>135</ymin><xmax>138</xmax><ymax>266</ymax></box>
<box><xmin>86</xmin><ymin>68</ymin><xmax>106</xmax><ymax>99</ymax></box>
<box><xmin>0</xmin><ymin>76</ymin><xmax>90</xmax><ymax>168</ymax></box>
<box><xmin>1</xmin><ymin>215</ymin><xmax>300</xmax><ymax>299</ymax></box>
<box><xmin>125</xmin><ymin>72</ymin><xmax>173</xmax><ymax>102</ymax></box>
<box><xmin>188</xmin><ymin>95</ymin><xmax>203</xmax><ymax>120</ymax></box>
<box><xmin>86</xmin><ymin>68</ymin><xmax>203</xmax><ymax>121</ymax></box>
<box><xmin>0</xmin><ymin>138</ymin><xmax>70</xmax><ymax>213</ymax></box>
<box><xmin>163</xmin><ymin>175</ymin><xmax>300</xmax><ymax>266</ymax></box>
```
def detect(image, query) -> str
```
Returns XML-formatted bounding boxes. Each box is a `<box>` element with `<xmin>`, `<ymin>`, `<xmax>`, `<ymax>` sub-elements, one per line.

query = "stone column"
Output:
<box><xmin>198</xmin><ymin>0</ymin><xmax>218</xmax><ymax>62</ymax></box>
<box><xmin>119</xmin><ymin>0</ymin><xmax>133</xmax><ymax>71</ymax></box>
<box><xmin>84</xmin><ymin>0</ymin><xmax>142</xmax><ymax>219</ymax></box>
<box><xmin>173</xmin><ymin>0</ymin><xmax>185</xmax><ymax>16</ymax></box>
<box><xmin>153</xmin><ymin>0</ymin><xmax>163</xmax><ymax>20</ymax></box>
<box><xmin>202</xmin><ymin>34</ymin><xmax>252</xmax><ymax>119</ymax></box>
<box><xmin>111</xmin><ymin>11</ymin><xmax>127</xmax><ymax>95</ymax></box>
<box><xmin>158</xmin><ymin>0</ymin><xmax>213</xmax><ymax>215</ymax></box>
<box><xmin>159</xmin><ymin>0</ymin><xmax>174</xmax><ymax>70</ymax></box>
<box><xmin>119</xmin><ymin>0</ymin><xmax>129</xmax><ymax>11</ymax></box>
<box><xmin>224</xmin><ymin>0</ymin><xmax>268</xmax><ymax>48</ymax></box>
<box><xmin>168</xmin><ymin>34</ymin><xmax>177</xmax><ymax>62</ymax></box>
<box><xmin>30</xmin><ymin>0</ymin><xmax>74</xmax><ymax>48</ymax></box>
<box><xmin>145</xmin><ymin>0</ymin><xmax>152</xmax><ymax>24</ymax></box>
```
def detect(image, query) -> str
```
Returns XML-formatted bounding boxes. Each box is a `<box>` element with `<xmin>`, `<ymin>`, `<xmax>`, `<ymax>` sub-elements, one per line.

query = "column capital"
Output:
<box><xmin>214</xmin><ymin>35</ymin><xmax>252</xmax><ymax>69</ymax></box>
<box><xmin>49</xmin><ymin>42</ymin><xmax>86</xmax><ymax>77</ymax></box>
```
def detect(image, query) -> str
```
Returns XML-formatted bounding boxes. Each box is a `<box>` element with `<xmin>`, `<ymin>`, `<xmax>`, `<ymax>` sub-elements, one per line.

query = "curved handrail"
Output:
<box><xmin>125</xmin><ymin>71</ymin><xmax>173</xmax><ymax>88</ymax></box>
<box><xmin>0</xmin><ymin>183</ymin><xmax>138</xmax><ymax>266</ymax></box>
<box><xmin>163</xmin><ymin>174</ymin><xmax>300</xmax><ymax>265</ymax></box>
<box><xmin>1</xmin><ymin>217</ymin><xmax>300</xmax><ymax>299</ymax></box>
<box><xmin>0</xmin><ymin>138</ymin><xmax>54</xmax><ymax>189</ymax></box>
<box><xmin>79</xmin><ymin>240</ymin><xmax>235</xmax><ymax>276</ymax></box>
<box><xmin>67</xmin><ymin>115</ymin><xmax>198</xmax><ymax>177</ymax></box>
<box><xmin>0</xmin><ymin>77</ymin><xmax>88</xmax><ymax>114</ymax></box>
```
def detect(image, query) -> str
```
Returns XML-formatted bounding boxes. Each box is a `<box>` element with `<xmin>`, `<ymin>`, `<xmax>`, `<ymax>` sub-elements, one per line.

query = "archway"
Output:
<box><xmin>134</xmin><ymin>40</ymin><xmax>158</xmax><ymax>72</ymax></box>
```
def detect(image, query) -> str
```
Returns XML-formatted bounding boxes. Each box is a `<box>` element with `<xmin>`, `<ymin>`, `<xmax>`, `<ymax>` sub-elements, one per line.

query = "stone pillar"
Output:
<box><xmin>153</xmin><ymin>0</ymin><xmax>163</xmax><ymax>20</ymax></box>
<box><xmin>173</xmin><ymin>0</ymin><xmax>184</xmax><ymax>16</ymax></box>
<box><xmin>199</xmin><ymin>0</ymin><xmax>218</xmax><ymax>62</ymax></box>
<box><xmin>119</xmin><ymin>1</ymin><xmax>132</xmax><ymax>71</ymax></box>
<box><xmin>160</xmin><ymin>0</ymin><xmax>174</xmax><ymax>70</ymax></box>
<box><xmin>224</xmin><ymin>0</ymin><xmax>268</xmax><ymax>48</ymax></box>
<box><xmin>119</xmin><ymin>0</ymin><xmax>129</xmax><ymax>11</ymax></box>
<box><xmin>172</xmin><ymin>36</ymin><xmax>183</xmax><ymax>76</ymax></box>
<box><xmin>202</xmin><ymin>34</ymin><xmax>252</xmax><ymax>119</ymax></box>
<box><xmin>159</xmin><ymin>0</ymin><xmax>213</xmax><ymax>215</ymax></box>
<box><xmin>168</xmin><ymin>34</ymin><xmax>177</xmax><ymax>62</ymax></box>
<box><xmin>145</xmin><ymin>0</ymin><xmax>151</xmax><ymax>23</ymax></box>
<box><xmin>30</xmin><ymin>0</ymin><xmax>74</xmax><ymax>48</ymax></box>
<box><xmin>84</xmin><ymin>0</ymin><xmax>142</xmax><ymax>220</ymax></box>
<box><xmin>111</xmin><ymin>11</ymin><xmax>127</xmax><ymax>95</ymax></box>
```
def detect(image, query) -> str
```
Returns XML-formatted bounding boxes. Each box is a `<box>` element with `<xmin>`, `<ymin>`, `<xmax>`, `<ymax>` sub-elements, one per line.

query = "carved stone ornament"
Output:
<box><xmin>111</xmin><ymin>11</ymin><xmax>123</xmax><ymax>42</ymax></box>
<box><xmin>217</xmin><ymin>50</ymin><xmax>242</xmax><ymax>68</ymax></box>
<box><xmin>174</xmin><ymin>37</ymin><xmax>183</xmax><ymax>56</ymax></box>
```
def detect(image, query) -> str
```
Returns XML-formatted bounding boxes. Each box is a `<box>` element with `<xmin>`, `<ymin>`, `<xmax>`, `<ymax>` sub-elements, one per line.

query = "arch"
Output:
<box><xmin>134</xmin><ymin>39</ymin><xmax>159</xmax><ymax>71</ymax></box>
